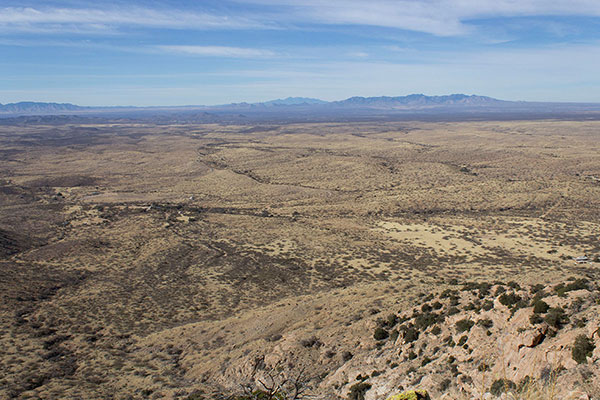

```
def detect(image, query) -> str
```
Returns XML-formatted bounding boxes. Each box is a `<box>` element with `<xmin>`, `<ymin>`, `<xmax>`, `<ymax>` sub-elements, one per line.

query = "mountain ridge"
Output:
<box><xmin>0</xmin><ymin>94</ymin><xmax>504</xmax><ymax>114</ymax></box>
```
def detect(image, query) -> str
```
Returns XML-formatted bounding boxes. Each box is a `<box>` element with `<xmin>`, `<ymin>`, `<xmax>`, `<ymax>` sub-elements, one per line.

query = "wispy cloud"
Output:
<box><xmin>155</xmin><ymin>45</ymin><xmax>276</xmax><ymax>58</ymax></box>
<box><xmin>3</xmin><ymin>2</ymin><xmax>600</xmax><ymax>37</ymax></box>
<box><xmin>237</xmin><ymin>0</ymin><xmax>600</xmax><ymax>36</ymax></box>
<box><xmin>0</xmin><ymin>6</ymin><xmax>269</xmax><ymax>34</ymax></box>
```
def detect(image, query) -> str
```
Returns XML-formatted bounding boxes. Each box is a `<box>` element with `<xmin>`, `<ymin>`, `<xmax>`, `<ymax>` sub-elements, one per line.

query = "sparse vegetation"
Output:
<box><xmin>490</xmin><ymin>379</ymin><xmax>516</xmax><ymax>396</ymax></box>
<box><xmin>374</xmin><ymin>328</ymin><xmax>389</xmax><ymax>341</ymax></box>
<box><xmin>1</xmin><ymin>120</ymin><xmax>600</xmax><ymax>399</ymax></box>
<box><xmin>572</xmin><ymin>334</ymin><xmax>595</xmax><ymax>364</ymax></box>
<box><xmin>545</xmin><ymin>307</ymin><xmax>569</xmax><ymax>330</ymax></box>
<box><xmin>455</xmin><ymin>318</ymin><xmax>474</xmax><ymax>333</ymax></box>
<box><xmin>532</xmin><ymin>299</ymin><xmax>549</xmax><ymax>314</ymax></box>
<box><xmin>348</xmin><ymin>382</ymin><xmax>371</xmax><ymax>400</ymax></box>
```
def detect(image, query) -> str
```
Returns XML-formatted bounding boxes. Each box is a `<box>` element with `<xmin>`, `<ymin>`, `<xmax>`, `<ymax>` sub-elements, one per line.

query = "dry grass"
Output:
<box><xmin>0</xmin><ymin>119</ymin><xmax>599</xmax><ymax>399</ymax></box>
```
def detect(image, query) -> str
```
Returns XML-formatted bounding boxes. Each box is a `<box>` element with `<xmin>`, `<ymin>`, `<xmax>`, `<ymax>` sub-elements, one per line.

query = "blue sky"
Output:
<box><xmin>1</xmin><ymin>0</ymin><xmax>600</xmax><ymax>106</ymax></box>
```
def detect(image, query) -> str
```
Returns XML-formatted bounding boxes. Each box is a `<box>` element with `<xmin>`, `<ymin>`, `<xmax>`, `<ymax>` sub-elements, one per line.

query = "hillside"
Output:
<box><xmin>0</xmin><ymin>119</ymin><xmax>599</xmax><ymax>399</ymax></box>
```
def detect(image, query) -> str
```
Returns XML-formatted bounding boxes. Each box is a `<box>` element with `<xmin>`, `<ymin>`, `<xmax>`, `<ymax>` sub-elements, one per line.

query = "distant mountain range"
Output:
<box><xmin>0</xmin><ymin>94</ymin><xmax>505</xmax><ymax>115</ymax></box>
<box><xmin>0</xmin><ymin>101</ymin><xmax>88</xmax><ymax>114</ymax></box>
<box><xmin>2</xmin><ymin>94</ymin><xmax>600</xmax><ymax>122</ymax></box>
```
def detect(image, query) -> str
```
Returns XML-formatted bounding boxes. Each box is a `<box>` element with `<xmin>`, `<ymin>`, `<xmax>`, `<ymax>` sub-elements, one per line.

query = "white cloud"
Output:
<box><xmin>236</xmin><ymin>0</ymin><xmax>600</xmax><ymax>36</ymax></box>
<box><xmin>0</xmin><ymin>6</ymin><xmax>268</xmax><ymax>34</ymax></box>
<box><xmin>3</xmin><ymin>1</ymin><xmax>600</xmax><ymax>37</ymax></box>
<box><xmin>155</xmin><ymin>45</ymin><xmax>275</xmax><ymax>58</ymax></box>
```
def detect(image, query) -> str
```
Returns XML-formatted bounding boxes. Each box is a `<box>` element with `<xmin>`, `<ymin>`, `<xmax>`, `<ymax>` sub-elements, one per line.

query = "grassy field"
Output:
<box><xmin>0</xmin><ymin>119</ymin><xmax>599</xmax><ymax>399</ymax></box>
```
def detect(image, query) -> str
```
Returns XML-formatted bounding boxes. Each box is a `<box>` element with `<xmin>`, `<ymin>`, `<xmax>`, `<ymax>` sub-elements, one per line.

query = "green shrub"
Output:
<box><xmin>482</xmin><ymin>300</ymin><xmax>494</xmax><ymax>311</ymax></box>
<box><xmin>414</xmin><ymin>312</ymin><xmax>443</xmax><ymax>331</ymax></box>
<box><xmin>532</xmin><ymin>299</ymin><xmax>550</xmax><ymax>314</ymax></box>
<box><xmin>490</xmin><ymin>379</ymin><xmax>516</xmax><ymax>396</ymax></box>
<box><xmin>374</xmin><ymin>327</ymin><xmax>389</xmax><ymax>341</ymax></box>
<box><xmin>572</xmin><ymin>334</ymin><xmax>595</xmax><ymax>364</ymax></box>
<box><xmin>390</xmin><ymin>329</ymin><xmax>399</xmax><ymax>342</ymax></box>
<box><xmin>447</xmin><ymin>306</ymin><xmax>460</xmax><ymax>316</ymax></box>
<box><xmin>572</xmin><ymin>318</ymin><xmax>586</xmax><ymax>329</ymax></box>
<box><xmin>499</xmin><ymin>292</ymin><xmax>521</xmax><ymax>307</ymax></box>
<box><xmin>385</xmin><ymin>313</ymin><xmax>399</xmax><ymax>327</ymax></box>
<box><xmin>430</xmin><ymin>325</ymin><xmax>441</xmax><ymax>335</ymax></box>
<box><xmin>455</xmin><ymin>318</ymin><xmax>474</xmax><ymax>333</ymax></box>
<box><xmin>545</xmin><ymin>307</ymin><xmax>569</xmax><ymax>329</ymax></box>
<box><xmin>518</xmin><ymin>376</ymin><xmax>533</xmax><ymax>391</ymax></box>
<box><xmin>401</xmin><ymin>325</ymin><xmax>419</xmax><ymax>343</ymax></box>
<box><xmin>348</xmin><ymin>382</ymin><xmax>371</xmax><ymax>400</ymax></box>
<box><xmin>477</xmin><ymin>319</ymin><xmax>493</xmax><ymax>329</ymax></box>
<box><xmin>301</xmin><ymin>336</ymin><xmax>322</xmax><ymax>348</ymax></box>
<box><xmin>554</xmin><ymin>279</ymin><xmax>589</xmax><ymax>296</ymax></box>
<box><xmin>529</xmin><ymin>313</ymin><xmax>544</xmax><ymax>325</ymax></box>
<box><xmin>439</xmin><ymin>378</ymin><xmax>451</xmax><ymax>392</ymax></box>
<box><xmin>457</xmin><ymin>335</ymin><xmax>468</xmax><ymax>346</ymax></box>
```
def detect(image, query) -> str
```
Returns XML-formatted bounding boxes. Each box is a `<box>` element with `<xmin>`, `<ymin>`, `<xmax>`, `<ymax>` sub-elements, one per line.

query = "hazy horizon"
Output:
<box><xmin>2</xmin><ymin>1</ymin><xmax>600</xmax><ymax>106</ymax></box>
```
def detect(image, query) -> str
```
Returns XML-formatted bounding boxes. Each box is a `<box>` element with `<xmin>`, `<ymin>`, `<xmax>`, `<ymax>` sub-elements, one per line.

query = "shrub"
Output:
<box><xmin>421</xmin><ymin>304</ymin><xmax>433</xmax><ymax>313</ymax></box>
<box><xmin>439</xmin><ymin>378</ymin><xmax>451</xmax><ymax>392</ymax></box>
<box><xmin>390</xmin><ymin>329</ymin><xmax>399</xmax><ymax>342</ymax></box>
<box><xmin>439</xmin><ymin>289</ymin><xmax>458</xmax><ymax>299</ymax></box>
<box><xmin>374</xmin><ymin>328</ymin><xmax>389</xmax><ymax>341</ymax></box>
<box><xmin>457</xmin><ymin>335</ymin><xmax>468</xmax><ymax>346</ymax></box>
<box><xmin>545</xmin><ymin>307</ymin><xmax>569</xmax><ymax>330</ymax></box>
<box><xmin>494</xmin><ymin>286</ymin><xmax>506</xmax><ymax>296</ymax></box>
<box><xmin>348</xmin><ymin>382</ymin><xmax>371</xmax><ymax>400</ymax></box>
<box><xmin>430</xmin><ymin>325</ymin><xmax>441</xmax><ymax>335</ymax></box>
<box><xmin>385</xmin><ymin>313</ymin><xmax>398</xmax><ymax>328</ymax></box>
<box><xmin>403</xmin><ymin>326</ymin><xmax>419</xmax><ymax>343</ymax></box>
<box><xmin>477</xmin><ymin>319</ymin><xmax>493</xmax><ymax>329</ymax></box>
<box><xmin>532</xmin><ymin>299</ymin><xmax>550</xmax><ymax>314</ymax></box>
<box><xmin>455</xmin><ymin>318</ymin><xmax>474</xmax><ymax>333</ymax></box>
<box><xmin>415</xmin><ymin>312</ymin><xmax>442</xmax><ymax>331</ymax></box>
<box><xmin>518</xmin><ymin>376</ymin><xmax>533</xmax><ymax>391</ymax></box>
<box><xmin>572</xmin><ymin>318</ymin><xmax>586</xmax><ymax>329</ymax></box>
<box><xmin>554</xmin><ymin>279</ymin><xmax>589</xmax><ymax>296</ymax></box>
<box><xmin>342</xmin><ymin>351</ymin><xmax>353</xmax><ymax>362</ymax></box>
<box><xmin>572</xmin><ymin>334</ymin><xmax>595</xmax><ymax>364</ymax></box>
<box><xmin>482</xmin><ymin>300</ymin><xmax>494</xmax><ymax>311</ymax></box>
<box><xmin>432</xmin><ymin>301</ymin><xmax>443</xmax><ymax>310</ymax></box>
<box><xmin>530</xmin><ymin>284</ymin><xmax>545</xmax><ymax>294</ymax></box>
<box><xmin>490</xmin><ymin>379</ymin><xmax>516</xmax><ymax>396</ymax></box>
<box><xmin>301</xmin><ymin>337</ymin><xmax>322</xmax><ymax>348</ymax></box>
<box><xmin>499</xmin><ymin>292</ymin><xmax>521</xmax><ymax>307</ymax></box>
<box><xmin>529</xmin><ymin>313</ymin><xmax>544</xmax><ymax>325</ymax></box>
<box><xmin>446</xmin><ymin>306</ymin><xmax>460</xmax><ymax>316</ymax></box>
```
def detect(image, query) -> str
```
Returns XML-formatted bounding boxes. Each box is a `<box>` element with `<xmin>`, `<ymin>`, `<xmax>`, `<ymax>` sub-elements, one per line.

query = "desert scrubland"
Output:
<box><xmin>1</xmin><ymin>119</ymin><xmax>599</xmax><ymax>399</ymax></box>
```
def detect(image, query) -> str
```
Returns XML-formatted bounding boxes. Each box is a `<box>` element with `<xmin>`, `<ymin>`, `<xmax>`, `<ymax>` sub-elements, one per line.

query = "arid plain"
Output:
<box><xmin>1</xmin><ymin>119</ymin><xmax>599</xmax><ymax>399</ymax></box>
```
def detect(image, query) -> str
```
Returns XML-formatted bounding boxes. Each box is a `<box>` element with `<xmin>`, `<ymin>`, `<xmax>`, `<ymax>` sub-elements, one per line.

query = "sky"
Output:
<box><xmin>1</xmin><ymin>0</ymin><xmax>600</xmax><ymax>106</ymax></box>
